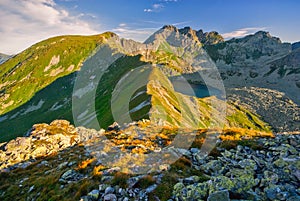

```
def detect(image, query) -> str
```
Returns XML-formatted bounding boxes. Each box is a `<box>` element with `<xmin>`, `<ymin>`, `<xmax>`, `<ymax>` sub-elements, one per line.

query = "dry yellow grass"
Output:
<box><xmin>77</xmin><ymin>158</ymin><xmax>96</xmax><ymax>170</ymax></box>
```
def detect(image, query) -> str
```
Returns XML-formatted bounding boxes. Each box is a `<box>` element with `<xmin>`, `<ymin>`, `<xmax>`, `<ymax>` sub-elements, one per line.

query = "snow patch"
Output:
<box><xmin>50</xmin><ymin>98</ymin><xmax>69</xmax><ymax>111</ymax></box>
<box><xmin>22</xmin><ymin>100</ymin><xmax>45</xmax><ymax>115</ymax></box>
<box><xmin>77</xmin><ymin>110</ymin><xmax>89</xmax><ymax>120</ymax></box>
<box><xmin>10</xmin><ymin>111</ymin><xmax>21</xmax><ymax>120</ymax></box>
<box><xmin>131</xmin><ymin>91</ymin><xmax>146</xmax><ymax>101</ymax></box>
<box><xmin>0</xmin><ymin>115</ymin><xmax>8</xmax><ymax>123</ymax></box>
<box><xmin>73</xmin><ymin>83</ymin><xmax>95</xmax><ymax>98</ymax></box>
<box><xmin>129</xmin><ymin>100</ymin><xmax>151</xmax><ymax>113</ymax></box>
<box><xmin>50</xmin><ymin>102</ymin><xmax>63</xmax><ymax>111</ymax></box>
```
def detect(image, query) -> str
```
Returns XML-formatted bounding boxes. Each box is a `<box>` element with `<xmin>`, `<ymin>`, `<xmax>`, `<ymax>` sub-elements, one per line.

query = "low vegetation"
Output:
<box><xmin>0</xmin><ymin>32</ymin><xmax>115</xmax><ymax>115</ymax></box>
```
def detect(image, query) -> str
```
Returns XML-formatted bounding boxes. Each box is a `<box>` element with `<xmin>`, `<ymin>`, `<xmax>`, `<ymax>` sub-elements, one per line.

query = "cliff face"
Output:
<box><xmin>205</xmin><ymin>31</ymin><xmax>291</xmax><ymax>66</ymax></box>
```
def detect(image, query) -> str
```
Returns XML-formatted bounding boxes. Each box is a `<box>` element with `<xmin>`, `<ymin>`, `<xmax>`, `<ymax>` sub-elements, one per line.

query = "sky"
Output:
<box><xmin>0</xmin><ymin>0</ymin><xmax>300</xmax><ymax>54</ymax></box>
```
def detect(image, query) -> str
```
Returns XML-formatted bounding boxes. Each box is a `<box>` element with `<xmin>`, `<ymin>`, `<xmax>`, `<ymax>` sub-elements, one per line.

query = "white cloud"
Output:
<box><xmin>112</xmin><ymin>25</ymin><xmax>158</xmax><ymax>42</ymax></box>
<box><xmin>153</xmin><ymin>4</ymin><xmax>164</xmax><ymax>9</ymax></box>
<box><xmin>144</xmin><ymin>3</ymin><xmax>164</xmax><ymax>13</ymax></box>
<box><xmin>222</xmin><ymin>27</ymin><xmax>267</xmax><ymax>39</ymax></box>
<box><xmin>119</xmin><ymin>23</ymin><xmax>127</xmax><ymax>27</ymax></box>
<box><xmin>0</xmin><ymin>0</ymin><xmax>100</xmax><ymax>54</ymax></box>
<box><xmin>144</xmin><ymin>9</ymin><xmax>153</xmax><ymax>13</ymax></box>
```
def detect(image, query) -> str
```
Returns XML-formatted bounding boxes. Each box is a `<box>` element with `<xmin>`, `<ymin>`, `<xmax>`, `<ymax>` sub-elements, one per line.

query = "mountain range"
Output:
<box><xmin>0</xmin><ymin>25</ymin><xmax>299</xmax><ymax>201</ymax></box>
<box><xmin>0</xmin><ymin>26</ymin><xmax>299</xmax><ymax>142</ymax></box>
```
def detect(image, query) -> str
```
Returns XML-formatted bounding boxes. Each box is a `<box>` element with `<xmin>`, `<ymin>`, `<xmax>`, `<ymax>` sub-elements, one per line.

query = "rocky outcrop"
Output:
<box><xmin>145</xmin><ymin>25</ymin><xmax>224</xmax><ymax>46</ymax></box>
<box><xmin>172</xmin><ymin>134</ymin><xmax>300</xmax><ymax>201</ymax></box>
<box><xmin>0</xmin><ymin>118</ymin><xmax>298</xmax><ymax>200</ymax></box>
<box><xmin>205</xmin><ymin>31</ymin><xmax>291</xmax><ymax>67</ymax></box>
<box><xmin>196</xmin><ymin>29</ymin><xmax>224</xmax><ymax>45</ymax></box>
<box><xmin>267</xmin><ymin>48</ymin><xmax>300</xmax><ymax>77</ymax></box>
<box><xmin>228</xmin><ymin>87</ymin><xmax>300</xmax><ymax>133</ymax></box>
<box><xmin>0</xmin><ymin>120</ymin><xmax>104</xmax><ymax>171</ymax></box>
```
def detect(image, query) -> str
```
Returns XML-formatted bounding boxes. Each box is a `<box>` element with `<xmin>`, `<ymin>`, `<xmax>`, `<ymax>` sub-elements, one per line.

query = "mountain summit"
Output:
<box><xmin>145</xmin><ymin>25</ymin><xmax>224</xmax><ymax>45</ymax></box>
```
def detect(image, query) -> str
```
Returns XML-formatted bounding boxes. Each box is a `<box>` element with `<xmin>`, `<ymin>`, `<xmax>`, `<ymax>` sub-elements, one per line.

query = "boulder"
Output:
<box><xmin>207</xmin><ymin>190</ymin><xmax>230</xmax><ymax>201</ymax></box>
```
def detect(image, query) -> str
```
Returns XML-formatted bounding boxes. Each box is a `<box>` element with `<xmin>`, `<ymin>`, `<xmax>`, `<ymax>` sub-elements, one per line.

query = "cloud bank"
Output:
<box><xmin>0</xmin><ymin>0</ymin><xmax>99</xmax><ymax>54</ymax></box>
<box><xmin>144</xmin><ymin>3</ymin><xmax>164</xmax><ymax>13</ymax></box>
<box><xmin>113</xmin><ymin>24</ymin><xmax>158</xmax><ymax>42</ymax></box>
<box><xmin>222</xmin><ymin>27</ymin><xmax>267</xmax><ymax>39</ymax></box>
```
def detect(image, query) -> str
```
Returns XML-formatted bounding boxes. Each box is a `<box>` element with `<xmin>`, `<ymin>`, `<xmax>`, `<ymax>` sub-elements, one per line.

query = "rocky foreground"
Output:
<box><xmin>0</xmin><ymin>120</ymin><xmax>299</xmax><ymax>201</ymax></box>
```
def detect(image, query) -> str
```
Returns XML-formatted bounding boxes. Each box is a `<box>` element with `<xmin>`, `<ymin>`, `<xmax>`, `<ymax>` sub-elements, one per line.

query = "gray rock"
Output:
<box><xmin>57</xmin><ymin>161</ymin><xmax>68</xmax><ymax>169</ymax></box>
<box><xmin>176</xmin><ymin>148</ymin><xmax>192</xmax><ymax>158</ymax></box>
<box><xmin>201</xmin><ymin>160</ymin><xmax>223</xmax><ymax>174</ymax></box>
<box><xmin>105</xmin><ymin>186</ymin><xmax>115</xmax><ymax>194</ymax></box>
<box><xmin>183</xmin><ymin>176</ymin><xmax>200</xmax><ymax>184</ymax></box>
<box><xmin>264</xmin><ymin>186</ymin><xmax>281</xmax><ymax>200</ymax></box>
<box><xmin>146</xmin><ymin>184</ymin><xmax>157</xmax><ymax>193</ymax></box>
<box><xmin>99</xmin><ymin>184</ymin><xmax>109</xmax><ymax>192</ymax></box>
<box><xmin>207</xmin><ymin>190</ymin><xmax>230</xmax><ymax>201</ymax></box>
<box><xmin>173</xmin><ymin>182</ymin><xmax>209</xmax><ymax>200</ymax></box>
<box><xmin>59</xmin><ymin>169</ymin><xmax>83</xmax><ymax>183</ymax></box>
<box><xmin>103</xmin><ymin>194</ymin><xmax>117</xmax><ymax>201</ymax></box>
<box><xmin>88</xmin><ymin>189</ymin><xmax>99</xmax><ymax>199</ymax></box>
<box><xmin>261</xmin><ymin>171</ymin><xmax>279</xmax><ymax>186</ymax></box>
<box><xmin>107</xmin><ymin>122</ymin><xmax>120</xmax><ymax>131</ymax></box>
<box><xmin>238</xmin><ymin>159</ymin><xmax>257</xmax><ymax>170</ymax></box>
<box><xmin>67</xmin><ymin>161</ymin><xmax>76</xmax><ymax>167</ymax></box>
<box><xmin>190</xmin><ymin>148</ymin><xmax>200</xmax><ymax>154</ymax></box>
<box><xmin>287</xmin><ymin>196</ymin><xmax>300</xmax><ymax>201</ymax></box>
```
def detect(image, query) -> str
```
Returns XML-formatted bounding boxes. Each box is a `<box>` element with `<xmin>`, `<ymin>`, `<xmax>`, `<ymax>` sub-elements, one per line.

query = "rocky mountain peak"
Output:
<box><xmin>161</xmin><ymin>25</ymin><xmax>178</xmax><ymax>32</ymax></box>
<box><xmin>178</xmin><ymin>26</ymin><xmax>194</xmax><ymax>35</ymax></box>
<box><xmin>178</xmin><ymin>26</ymin><xmax>200</xmax><ymax>43</ymax></box>
<box><xmin>254</xmin><ymin>30</ymin><xmax>272</xmax><ymax>37</ymax></box>
<box><xmin>145</xmin><ymin>25</ymin><xmax>224</xmax><ymax>46</ymax></box>
<box><xmin>197</xmin><ymin>30</ymin><xmax>224</xmax><ymax>45</ymax></box>
<box><xmin>246</xmin><ymin>31</ymin><xmax>282</xmax><ymax>44</ymax></box>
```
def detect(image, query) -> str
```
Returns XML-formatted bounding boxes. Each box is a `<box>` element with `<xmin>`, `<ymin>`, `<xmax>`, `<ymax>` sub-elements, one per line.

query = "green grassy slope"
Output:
<box><xmin>0</xmin><ymin>55</ymin><xmax>148</xmax><ymax>142</ymax></box>
<box><xmin>0</xmin><ymin>34</ymin><xmax>271</xmax><ymax>142</ymax></box>
<box><xmin>0</xmin><ymin>73</ymin><xmax>76</xmax><ymax>142</ymax></box>
<box><xmin>147</xmin><ymin>67</ymin><xmax>270</xmax><ymax>131</ymax></box>
<box><xmin>95</xmin><ymin>55</ymin><xmax>148</xmax><ymax>128</ymax></box>
<box><xmin>0</xmin><ymin>32</ymin><xmax>114</xmax><ymax>115</ymax></box>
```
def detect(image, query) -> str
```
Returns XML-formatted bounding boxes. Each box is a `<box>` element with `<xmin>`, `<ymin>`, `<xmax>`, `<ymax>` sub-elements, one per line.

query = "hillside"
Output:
<box><xmin>0</xmin><ymin>26</ymin><xmax>298</xmax><ymax>140</ymax></box>
<box><xmin>1</xmin><ymin>120</ymin><xmax>299</xmax><ymax>201</ymax></box>
<box><xmin>0</xmin><ymin>28</ymin><xmax>274</xmax><ymax>142</ymax></box>
<box><xmin>0</xmin><ymin>32</ymin><xmax>115</xmax><ymax>115</ymax></box>
<box><xmin>202</xmin><ymin>31</ymin><xmax>299</xmax><ymax>105</ymax></box>
<box><xmin>0</xmin><ymin>54</ymin><xmax>270</xmax><ymax>142</ymax></box>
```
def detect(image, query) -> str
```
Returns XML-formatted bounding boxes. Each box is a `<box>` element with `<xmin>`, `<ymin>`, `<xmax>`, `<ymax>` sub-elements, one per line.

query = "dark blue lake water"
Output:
<box><xmin>171</xmin><ymin>80</ymin><xmax>222</xmax><ymax>98</ymax></box>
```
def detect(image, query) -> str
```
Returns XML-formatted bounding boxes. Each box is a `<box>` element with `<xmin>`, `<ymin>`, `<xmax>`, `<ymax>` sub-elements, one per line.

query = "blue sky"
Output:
<box><xmin>0</xmin><ymin>0</ymin><xmax>299</xmax><ymax>54</ymax></box>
